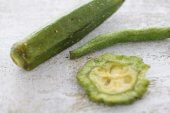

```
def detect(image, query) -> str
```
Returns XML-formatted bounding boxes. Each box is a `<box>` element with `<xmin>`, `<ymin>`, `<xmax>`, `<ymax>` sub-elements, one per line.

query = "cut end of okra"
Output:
<box><xmin>77</xmin><ymin>53</ymin><xmax>150</xmax><ymax>105</ymax></box>
<box><xmin>10</xmin><ymin>42</ymin><xmax>29</xmax><ymax>70</ymax></box>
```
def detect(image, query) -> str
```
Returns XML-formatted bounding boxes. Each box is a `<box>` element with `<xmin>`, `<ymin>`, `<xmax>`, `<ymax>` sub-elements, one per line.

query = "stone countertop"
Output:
<box><xmin>0</xmin><ymin>0</ymin><xmax>170</xmax><ymax>113</ymax></box>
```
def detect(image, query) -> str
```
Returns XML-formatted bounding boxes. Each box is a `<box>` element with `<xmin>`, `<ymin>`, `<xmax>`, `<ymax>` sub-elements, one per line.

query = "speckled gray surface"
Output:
<box><xmin>0</xmin><ymin>0</ymin><xmax>170</xmax><ymax>113</ymax></box>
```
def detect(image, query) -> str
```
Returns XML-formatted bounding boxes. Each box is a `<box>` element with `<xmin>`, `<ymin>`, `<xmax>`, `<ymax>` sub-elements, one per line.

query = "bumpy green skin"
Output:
<box><xmin>77</xmin><ymin>53</ymin><xmax>150</xmax><ymax>105</ymax></box>
<box><xmin>10</xmin><ymin>0</ymin><xmax>124</xmax><ymax>70</ymax></box>
<box><xmin>70</xmin><ymin>27</ymin><xmax>170</xmax><ymax>59</ymax></box>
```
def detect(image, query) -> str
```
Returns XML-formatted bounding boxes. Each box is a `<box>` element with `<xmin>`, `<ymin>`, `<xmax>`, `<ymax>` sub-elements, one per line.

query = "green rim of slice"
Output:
<box><xmin>77</xmin><ymin>53</ymin><xmax>150</xmax><ymax>105</ymax></box>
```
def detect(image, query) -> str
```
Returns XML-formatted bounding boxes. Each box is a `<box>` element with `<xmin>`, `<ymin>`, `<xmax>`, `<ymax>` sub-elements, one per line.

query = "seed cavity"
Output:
<box><xmin>89</xmin><ymin>62</ymin><xmax>137</xmax><ymax>94</ymax></box>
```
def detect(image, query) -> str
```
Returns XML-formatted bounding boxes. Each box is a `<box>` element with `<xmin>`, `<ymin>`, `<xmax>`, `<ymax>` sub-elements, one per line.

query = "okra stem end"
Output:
<box><xmin>10</xmin><ymin>43</ymin><xmax>29</xmax><ymax>71</ymax></box>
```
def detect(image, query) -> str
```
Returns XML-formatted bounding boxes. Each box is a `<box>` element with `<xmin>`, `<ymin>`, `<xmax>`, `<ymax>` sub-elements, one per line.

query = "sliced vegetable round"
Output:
<box><xmin>77</xmin><ymin>53</ymin><xmax>150</xmax><ymax>105</ymax></box>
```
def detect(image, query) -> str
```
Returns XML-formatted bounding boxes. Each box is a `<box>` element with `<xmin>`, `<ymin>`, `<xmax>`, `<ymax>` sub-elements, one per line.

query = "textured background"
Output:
<box><xmin>0</xmin><ymin>0</ymin><xmax>170</xmax><ymax>113</ymax></box>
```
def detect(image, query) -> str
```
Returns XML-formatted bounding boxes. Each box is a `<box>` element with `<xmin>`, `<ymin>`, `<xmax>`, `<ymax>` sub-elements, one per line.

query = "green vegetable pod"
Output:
<box><xmin>70</xmin><ymin>27</ymin><xmax>170</xmax><ymax>59</ymax></box>
<box><xmin>77</xmin><ymin>53</ymin><xmax>150</xmax><ymax>105</ymax></box>
<box><xmin>11</xmin><ymin>0</ymin><xmax>125</xmax><ymax>70</ymax></box>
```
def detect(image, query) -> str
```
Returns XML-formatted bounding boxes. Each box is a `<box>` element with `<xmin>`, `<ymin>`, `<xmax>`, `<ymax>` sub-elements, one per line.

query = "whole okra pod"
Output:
<box><xmin>11</xmin><ymin>0</ymin><xmax>125</xmax><ymax>70</ymax></box>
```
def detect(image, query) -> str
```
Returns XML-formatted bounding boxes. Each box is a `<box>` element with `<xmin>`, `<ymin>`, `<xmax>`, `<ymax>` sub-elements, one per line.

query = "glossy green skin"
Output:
<box><xmin>70</xmin><ymin>27</ymin><xmax>170</xmax><ymax>59</ymax></box>
<box><xmin>77</xmin><ymin>53</ymin><xmax>150</xmax><ymax>105</ymax></box>
<box><xmin>10</xmin><ymin>0</ymin><xmax>124</xmax><ymax>70</ymax></box>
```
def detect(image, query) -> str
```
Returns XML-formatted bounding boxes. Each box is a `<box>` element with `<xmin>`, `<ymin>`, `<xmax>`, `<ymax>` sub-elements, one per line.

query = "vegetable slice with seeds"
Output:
<box><xmin>77</xmin><ymin>53</ymin><xmax>150</xmax><ymax>105</ymax></box>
